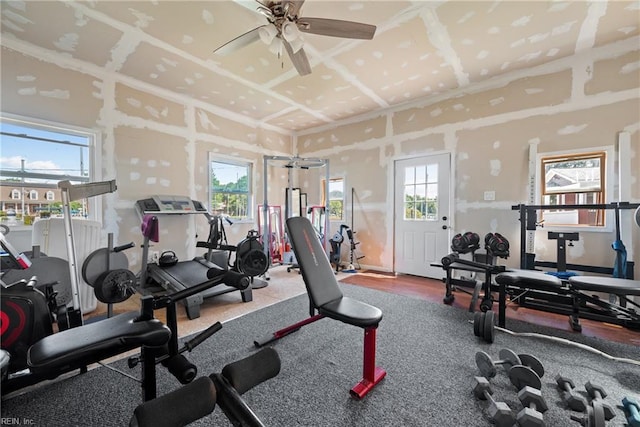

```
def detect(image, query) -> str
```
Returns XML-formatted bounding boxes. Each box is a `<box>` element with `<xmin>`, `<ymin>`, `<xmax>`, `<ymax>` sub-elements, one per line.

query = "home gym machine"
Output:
<box><xmin>486</xmin><ymin>202</ymin><xmax>640</xmax><ymax>331</ymax></box>
<box><xmin>136</xmin><ymin>196</ymin><xmax>253</xmax><ymax>320</ymax></box>
<box><xmin>262</xmin><ymin>156</ymin><xmax>331</xmax><ymax>261</ymax></box>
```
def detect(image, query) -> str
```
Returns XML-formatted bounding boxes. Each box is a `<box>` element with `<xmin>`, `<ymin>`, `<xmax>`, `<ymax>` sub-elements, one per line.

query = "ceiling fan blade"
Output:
<box><xmin>283</xmin><ymin>0</ymin><xmax>305</xmax><ymax>17</ymax></box>
<box><xmin>213</xmin><ymin>26</ymin><xmax>264</xmax><ymax>56</ymax></box>
<box><xmin>298</xmin><ymin>17</ymin><xmax>376</xmax><ymax>40</ymax></box>
<box><xmin>283</xmin><ymin>40</ymin><xmax>311</xmax><ymax>76</ymax></box>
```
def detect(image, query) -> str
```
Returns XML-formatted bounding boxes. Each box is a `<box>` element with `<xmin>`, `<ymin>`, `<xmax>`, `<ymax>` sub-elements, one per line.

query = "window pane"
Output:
<box><xmin>543</xmin><ymin>156</ymin><xmax>602</xmax><ymax>194</ymax></box>
<box><xmin>404</xmin><ymin>167</ymin><xmax>414</xmax><ymax>185</ymax></box>
<box><xmin>415</xmin><ymin>166</ymin><xmax>426</xmax><ymax>184</ymax></box>
<box><xmin>210</xmin><ymin>159</ymin><xmax>251</xmax><ymax>219</ymax></box>
<box><xmin>426</xmin><ymin>164</ymin><xmax>438</xmax><ymax>183</ymax></box>
<box><xmin>328</xmin><ymin>178</ymin><xmax>344</xmax><ymax>220</ymax></box>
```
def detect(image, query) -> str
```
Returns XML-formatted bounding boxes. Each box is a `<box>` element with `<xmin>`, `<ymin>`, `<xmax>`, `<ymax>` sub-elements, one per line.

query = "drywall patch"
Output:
<box><xmin>558</xmin><ymin>124</ymin><xmax>588</xmax><ymax>135</ymax></box>
<box><xmin>130</xmin><ymin>172</ymin><xmax>140</xmax><ymax>181</ymax></box>
<box><xmin>17</xmin><ymin>87</ymin><xmax>36</xmax><ymax>95</ymax></box>
<box><xmin>128</xmin><ymin>8</ymin><xmax>154</xmax><ymax>28</ymax></box>
<box><xmin>17</xmin><ymin>75</ymin><xmax>35</xmax><ymax>82</ymax></box>
<box><xmin>131</xmin><ymin>158</ymin><xmax>140</xmax><ymax>165</ymax></box>
<box><xmin>40</xmin><ymin>89</ymin><xmax>70</xmax><ymax>99</ymax></box>
<box><xmin>161</xmin><ymin>161</ymin><xmax>171</xmax><ymax>167</ymax></box>
<box><xmin>146</xmin><ymin>177</ymin><xmax>157</xmax><ymax>184</ymax></box>
<box><xmin>202</xmin><ymin>9</ymin><xmax>214</xmax><ymax>25</ymax></box>
<box><xmin>53</xmin><ymin>33</ymin><xmax>79</xmax><ymax>52</ymax></box>
<box><xmin>525</xmin><ymin>88</ymin><xmax>544</xmax><ymax>94</ymax></box>
<box><xmin>621</xmin><ymin>60</ymin><xmax>640</xmax><ymax>74</ymax></box>
<box><xmin>511</xmin><ymin>16</ymin><xmax>532</xmax><ymax>27</ymax></box>
<box><xmin>493</xmin><ymin>141</ymin><xmax>501</xmax><ymax>149</ymax></box>
<box><xmin>127</xmin><ymin>97</ymin><xmax>142</xmax><ymax>108</ymax></box>
<box><xmin>458</xmin><ymin>152</ymin><xmax>469</xmax><ymax>161</ymax></box>
<box><xmin>159</xmin><ymin>179</ymin><xmax>170</xmax><ymax>187</ymax></box>
<box><xmin>182</xmin><ymin>35</ymin><xmax>193</xmax><ymax>44</ymax></box>
<box><xmin>147</xmin><ymin>160</ymin><xmax>157</xmax><ymax>167</ymax></box>
<box><xmin>489</xmin><ymin>97</ymin><xmax>505</xmax><ymax>106</ymax></box>
<box><xmin>490</xmin><ymin>159</ymin><xmax>501</xmax><ymax>176</ymax></box>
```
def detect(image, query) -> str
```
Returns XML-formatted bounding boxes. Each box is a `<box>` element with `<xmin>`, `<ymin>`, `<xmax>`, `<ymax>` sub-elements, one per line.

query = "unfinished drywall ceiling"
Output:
<box><xmin>1</xmin><ymin>1</ymin><xmax>638</xmax><ymax>133</ymax></box>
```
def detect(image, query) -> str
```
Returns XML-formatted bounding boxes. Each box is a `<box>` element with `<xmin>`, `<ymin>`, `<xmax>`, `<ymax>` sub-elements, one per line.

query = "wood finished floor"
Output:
<box><xmin>87</xmin><ymin>267</ymin><xmax>640</xmax><ymax>348</ymax></box>
<box><xmin>339</xmin><ymin>270</ymin><xmax>640</xmax><ymax>347</ymax></box>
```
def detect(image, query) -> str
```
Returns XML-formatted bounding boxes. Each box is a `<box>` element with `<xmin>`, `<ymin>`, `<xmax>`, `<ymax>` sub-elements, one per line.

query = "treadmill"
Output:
<box><xmin>136</xmin><ymin>196</ymin><xmax>252</xmax><ymax>320</ymax></box>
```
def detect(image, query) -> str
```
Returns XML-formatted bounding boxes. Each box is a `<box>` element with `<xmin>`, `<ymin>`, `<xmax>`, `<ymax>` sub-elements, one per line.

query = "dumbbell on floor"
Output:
<box><xmin>555</xmin><ymin>375</ymin><xmax>588</xmax><ymax>412</ymax></box>
<box><xmin>570</xmin><ymin>399</ymin><xmax>606</xmax><ymax>427</ymax></box>
<box><xmin>517</xmin><ymin>386</ymin><xmax>548</xmax><ymax>427</ymax></box>
<box><xmin>476</xmin><ymin>349</ymin><xmax>545</xmax><ymax>379</ymax></box>
<box><xmin>584</xmin><ymin>381</ymin><xmax>616</xmax><ymax>421</ymax></box>
<box><xmin>472</xmin><ymin>376</ymin><xmax>517</xmax><ymax>427</ymax></box>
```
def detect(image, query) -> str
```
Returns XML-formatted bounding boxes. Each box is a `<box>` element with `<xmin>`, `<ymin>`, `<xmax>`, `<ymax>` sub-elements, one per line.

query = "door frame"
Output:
<box><xmin>388</xmin><ymin>150</ymin><xmax>455</xmax><ymax>275</ymax></box>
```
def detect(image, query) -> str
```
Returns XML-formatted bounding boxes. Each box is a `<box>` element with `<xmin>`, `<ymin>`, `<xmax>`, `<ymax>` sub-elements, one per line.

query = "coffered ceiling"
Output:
<box><xmin>1</xmin><ymin>1</ymin><xmax>638</xmax><ymax>132</ymax></box>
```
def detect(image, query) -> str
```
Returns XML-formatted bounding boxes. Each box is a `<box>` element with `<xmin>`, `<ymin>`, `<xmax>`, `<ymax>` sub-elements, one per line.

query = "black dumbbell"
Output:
<box><xmin>517</xmin><ymin>386</ymin><xmax>548</xmax><ymax>427</ymax></box>
<box><xmin>584</xmin><ymin>381</ymin><xmax>616</xmax><ymax>421</ymax></box>
<box><xmin>570</xmin><ymin>399</ymin><xmax>607</xmax><ymax>427</ymax></box>
<box><xmin>476</xmin><ymin>349</ymin><xmax>521</xmax><ymax>378</ymax></box>
<box><xmin>555</xmin><ymin>375</ymin><xmax>588</xmax><ymax>412</ymax></box>
<box><xmin>472</xmin><ymin>376</ymin><xmax>517</xmax><ymax>427</ymax></box>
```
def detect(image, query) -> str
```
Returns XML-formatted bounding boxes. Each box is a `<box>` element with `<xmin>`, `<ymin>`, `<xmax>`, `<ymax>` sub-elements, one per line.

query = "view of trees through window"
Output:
<box><xmin>210</xmin><ymin>159</ymin><xmax>251</xmax><ymax>220</ymax></box>
<box><xmin>328</xmin><ymin>178</ymin><xmax>344</xmax><ymax>220</ymax></box>
<box><xmin>0</xmin><ymin>117</ymin><xmax>93</xmax><ymax>221</ymax></box>
<box><xmin>404</xmin><ymin>164</ymin><xmax>438</xmax><ymax>221</ymax></box>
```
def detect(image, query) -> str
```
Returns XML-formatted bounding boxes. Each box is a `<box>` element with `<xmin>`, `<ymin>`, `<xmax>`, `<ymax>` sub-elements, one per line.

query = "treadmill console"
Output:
<box><xmin>136</xmin><ymin>196</ymin><xmax>208</xmax><ymax>215</ymax></box>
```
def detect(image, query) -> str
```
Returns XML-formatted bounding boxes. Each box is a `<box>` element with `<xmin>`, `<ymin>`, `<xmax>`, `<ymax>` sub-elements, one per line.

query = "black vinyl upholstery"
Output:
<box><xmin>28</xmin><ymin>312</ymin><xmax>170</xmax><ymax>374</ymax></box>
<box><xmin>496</xmin><ymin>270</ymin><xmax>563</xmax><ymax>292</ymax></box>
<box><xmin>569</xmin><ymin>276</ymin><xmax>640</xmax><ymax>295</ymax></box>
<box><xmin>286</xmin><ymin>216</ymin><xmax>382</xmax><ymax>328</ymax></box>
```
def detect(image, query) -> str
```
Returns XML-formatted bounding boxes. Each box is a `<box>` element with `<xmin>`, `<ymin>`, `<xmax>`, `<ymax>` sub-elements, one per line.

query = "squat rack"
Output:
<box><xmin>262</xmin><ymin>156</ymin><xmax>330</xmax><ymax>257</ymax></box>
<box><xmin>513</xmin><ymin>201</ymin><xmax>639</xmax><ymax>276</ymax></box>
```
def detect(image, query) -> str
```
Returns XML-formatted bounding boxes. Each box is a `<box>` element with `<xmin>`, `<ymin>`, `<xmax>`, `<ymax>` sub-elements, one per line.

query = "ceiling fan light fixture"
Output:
<box><xmin>268</xmin><ymin>36</ymin><xmax>283</xmax><ymax>56</ymax></box>
<box><xmin>259</xmin><ymin>24</ymin><xmax>278</xmax><ymax>44</ymax></box>
<box><xmin>282</xmin><ymin>21</ymin><xmax>301</xmax><ymax>42</ymax></box>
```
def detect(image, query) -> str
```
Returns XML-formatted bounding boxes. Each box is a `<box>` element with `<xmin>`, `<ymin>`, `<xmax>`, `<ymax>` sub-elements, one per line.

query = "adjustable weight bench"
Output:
<box><xmin>495</xmin><ymin>271</ymin><xmax>640</xmax><ymax>332</ymax></box>
<box><xmin>568</xmin><ymin>276</ymin><xmax>640</xmax><ymax>332</ymax></box>
<box><xmin>254</xmin><ymin>216</ymin><xmax>386</xmax><ymax>399</ymax></box>
<box><xmin>3</xmin><ymin>296</ymin><xmax>171</xmax><ymax>400</ymax></box>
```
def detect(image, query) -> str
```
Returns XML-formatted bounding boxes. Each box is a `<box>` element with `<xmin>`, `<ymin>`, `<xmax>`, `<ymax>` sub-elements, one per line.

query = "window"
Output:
<box><xmin>326</xmin><ymin>178</ymin><xmax>344</xmax><ymax>221</ymax></box>
<box><xmin>0</xmin><ymin>114</ymin><xmax>101</xmax><ymax>221</ymax></box>
<box><xmin>539</xmin><ymin>150</ymin><xmax>606</xmax><ymax>227</ymax></box>
<box><xmin>209</xmin><ymin>157</ymin><xmax>252</xmax><ymax>220</ymax></box>
<box><xmin>403</xmin><ymin>164</ymin><xmax>438</xmax><ymax>221</ymax></box>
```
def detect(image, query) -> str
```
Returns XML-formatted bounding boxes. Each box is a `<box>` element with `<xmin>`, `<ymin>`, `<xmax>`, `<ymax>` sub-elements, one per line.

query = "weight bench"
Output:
<box><xmin>495</xmin><ymin>271</ymin><xmax>640</xmax><ymax>332</ymax></box>
<box><xmin>4</xmin><ymin>296</ymin><xmax>171</xmax><ymax>400</ymax></box>
<box><xmin>254</xmin><ymin>216</ymin><xmax>386</xmax><ymax>399</ymax></box>
<box><xmin>568</xmin><ymin>276</ymin><xmax>640</xmax><ymax>332</ymax></box>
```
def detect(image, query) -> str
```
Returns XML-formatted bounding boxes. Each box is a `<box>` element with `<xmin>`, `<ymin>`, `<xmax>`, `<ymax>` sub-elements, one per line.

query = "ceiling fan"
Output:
<box><xmin>213</xmin><ymin>0</ymin><xmax>376</xmax><ymax>76</ymax></box>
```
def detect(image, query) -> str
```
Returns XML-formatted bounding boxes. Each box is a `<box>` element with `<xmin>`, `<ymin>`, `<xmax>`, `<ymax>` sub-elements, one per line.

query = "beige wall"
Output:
<box><xmin>1</xmin><ymin>46</ymin><xmax>292</xmax><ymax>271</ymax></box>
<box><xmin>297</xmin><ymin>48</ymin><xmax>640</xmax><ymax>277</ymax></box>
<box><xmin>1</xmin><ymin>40</ymin><xmax>638</xmax><ymax>278</ymax></box>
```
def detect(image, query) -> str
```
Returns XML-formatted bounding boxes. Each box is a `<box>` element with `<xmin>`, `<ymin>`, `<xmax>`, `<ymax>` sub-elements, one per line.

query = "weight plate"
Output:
<box><xmin>82</xmin><ymin>248</ymin><xmax>129</xmax><ymax>287</ymax></box>
<box><xmin>239</xmin><ymin>249</ymin><xmax>269</xmax><ymax>277</ymax></box>
<box><xmin>484</xmin><ymin>311</ymin><xmax>495</xmax><ymax>343</ymax></box>
<box><xmin>475</xmin><ymin>351</ymin><xmax>497</xmax><ymax>378</ymax></box>
<box><xmin>518</xmin><ymin>353</ymin><xmax>545</xmax><ymax>378</ymax></box>
<box><xmin>474</xmin><ymin>312</ymin><xmax>482</xmax><ymax>337</ymax></box>
<box><xmin>94</xmin><ymin>269</ymin><xmax>136</xmax><ymax>304</ymax></box>
<box><xmin>469</xmin><ymin>281</ymin><xmax>482</xmax><ymax>313</ymax></box>
<box><xmin>509</xmin><ymin>365</ymin><xmax>542</xmax><ymax>390</ymax></box>
<box><xmin>498</xmin><ymin>348</ymin><xmax>522</xmax><ymax>370</ymax></box>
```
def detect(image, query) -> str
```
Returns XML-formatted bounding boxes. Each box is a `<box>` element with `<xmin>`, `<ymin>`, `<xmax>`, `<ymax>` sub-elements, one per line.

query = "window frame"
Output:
<box><xmin>536</xmin><ymin>146</ymin><xmax>614</xmax><ymax>232</ymax></box>
<box><xmin>208</xmin><ymin>153</ymin><xmax>254</xmax><ymax>223</ymax></box>
<box><xmin>0</xmin><ymin>113</ymin><xmax>102</xmax><ymax>222</ymax></box>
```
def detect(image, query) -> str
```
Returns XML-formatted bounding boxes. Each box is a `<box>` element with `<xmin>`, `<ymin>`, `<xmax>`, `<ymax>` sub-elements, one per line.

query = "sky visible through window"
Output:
<box><xmin>0</xmin><ymin>122</ymin><xmax>90</xmax><ymax>184</ymax></box>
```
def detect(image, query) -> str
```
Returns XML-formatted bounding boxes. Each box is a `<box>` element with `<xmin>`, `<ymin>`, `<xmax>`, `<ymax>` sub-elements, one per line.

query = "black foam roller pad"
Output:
<box><xmin>220</xmin><ymin>348</ymin><xmax>281</xmax><ymax>395</ymax></box>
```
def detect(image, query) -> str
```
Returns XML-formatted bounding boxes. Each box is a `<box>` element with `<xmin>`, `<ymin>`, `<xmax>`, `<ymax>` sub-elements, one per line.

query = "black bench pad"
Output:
<box><xmin>319</xmin><ymin>297</ymin><xmax>382</xmax><ymax>328</ymax></box>
<box><xmin>28</xmin><ymin>312</ymin><xmax>171</xmax><ymax>373</ymax></box>
<box><xmin>495</xmin><ymin>270</ymin><xmax>563</xmax><ymax>292</ymax></box>
<box><xmin>569</xmin><ymin>276</ymin><xmax>640</xmax><ymax>295</ymax></box>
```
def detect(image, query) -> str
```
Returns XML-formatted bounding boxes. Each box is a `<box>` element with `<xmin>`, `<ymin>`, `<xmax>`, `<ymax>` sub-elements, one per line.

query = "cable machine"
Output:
<box><xmin>262</xmin><ymin>156</ymin><xmax>330</xmax><ymax>258</ymax></box>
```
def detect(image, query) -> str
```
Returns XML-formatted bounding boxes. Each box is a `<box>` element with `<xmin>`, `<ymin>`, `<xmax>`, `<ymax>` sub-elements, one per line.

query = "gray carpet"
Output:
<box><xmin>2</xmin><ymin>284</ymin><xmax>639</xmax><ymax>426</ymax></box>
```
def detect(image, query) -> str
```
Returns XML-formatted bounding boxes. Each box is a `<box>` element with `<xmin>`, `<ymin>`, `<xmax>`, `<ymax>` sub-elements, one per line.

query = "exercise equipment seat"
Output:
<box><xmin>28</xmin><ymin>309</ymin><xmax>170</xmax><ymax>375</ymax></box>
<box><xmin>255</xmin><ymin>216</ymin><xmax>385</xmax><ymax>399</ymax></box>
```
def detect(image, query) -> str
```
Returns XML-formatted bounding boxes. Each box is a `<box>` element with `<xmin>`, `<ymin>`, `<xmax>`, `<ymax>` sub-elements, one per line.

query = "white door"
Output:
<box><xmin>394</xmin><ymin>153</ymin><xmax>451</xmax><ymax>278</ymax></box>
